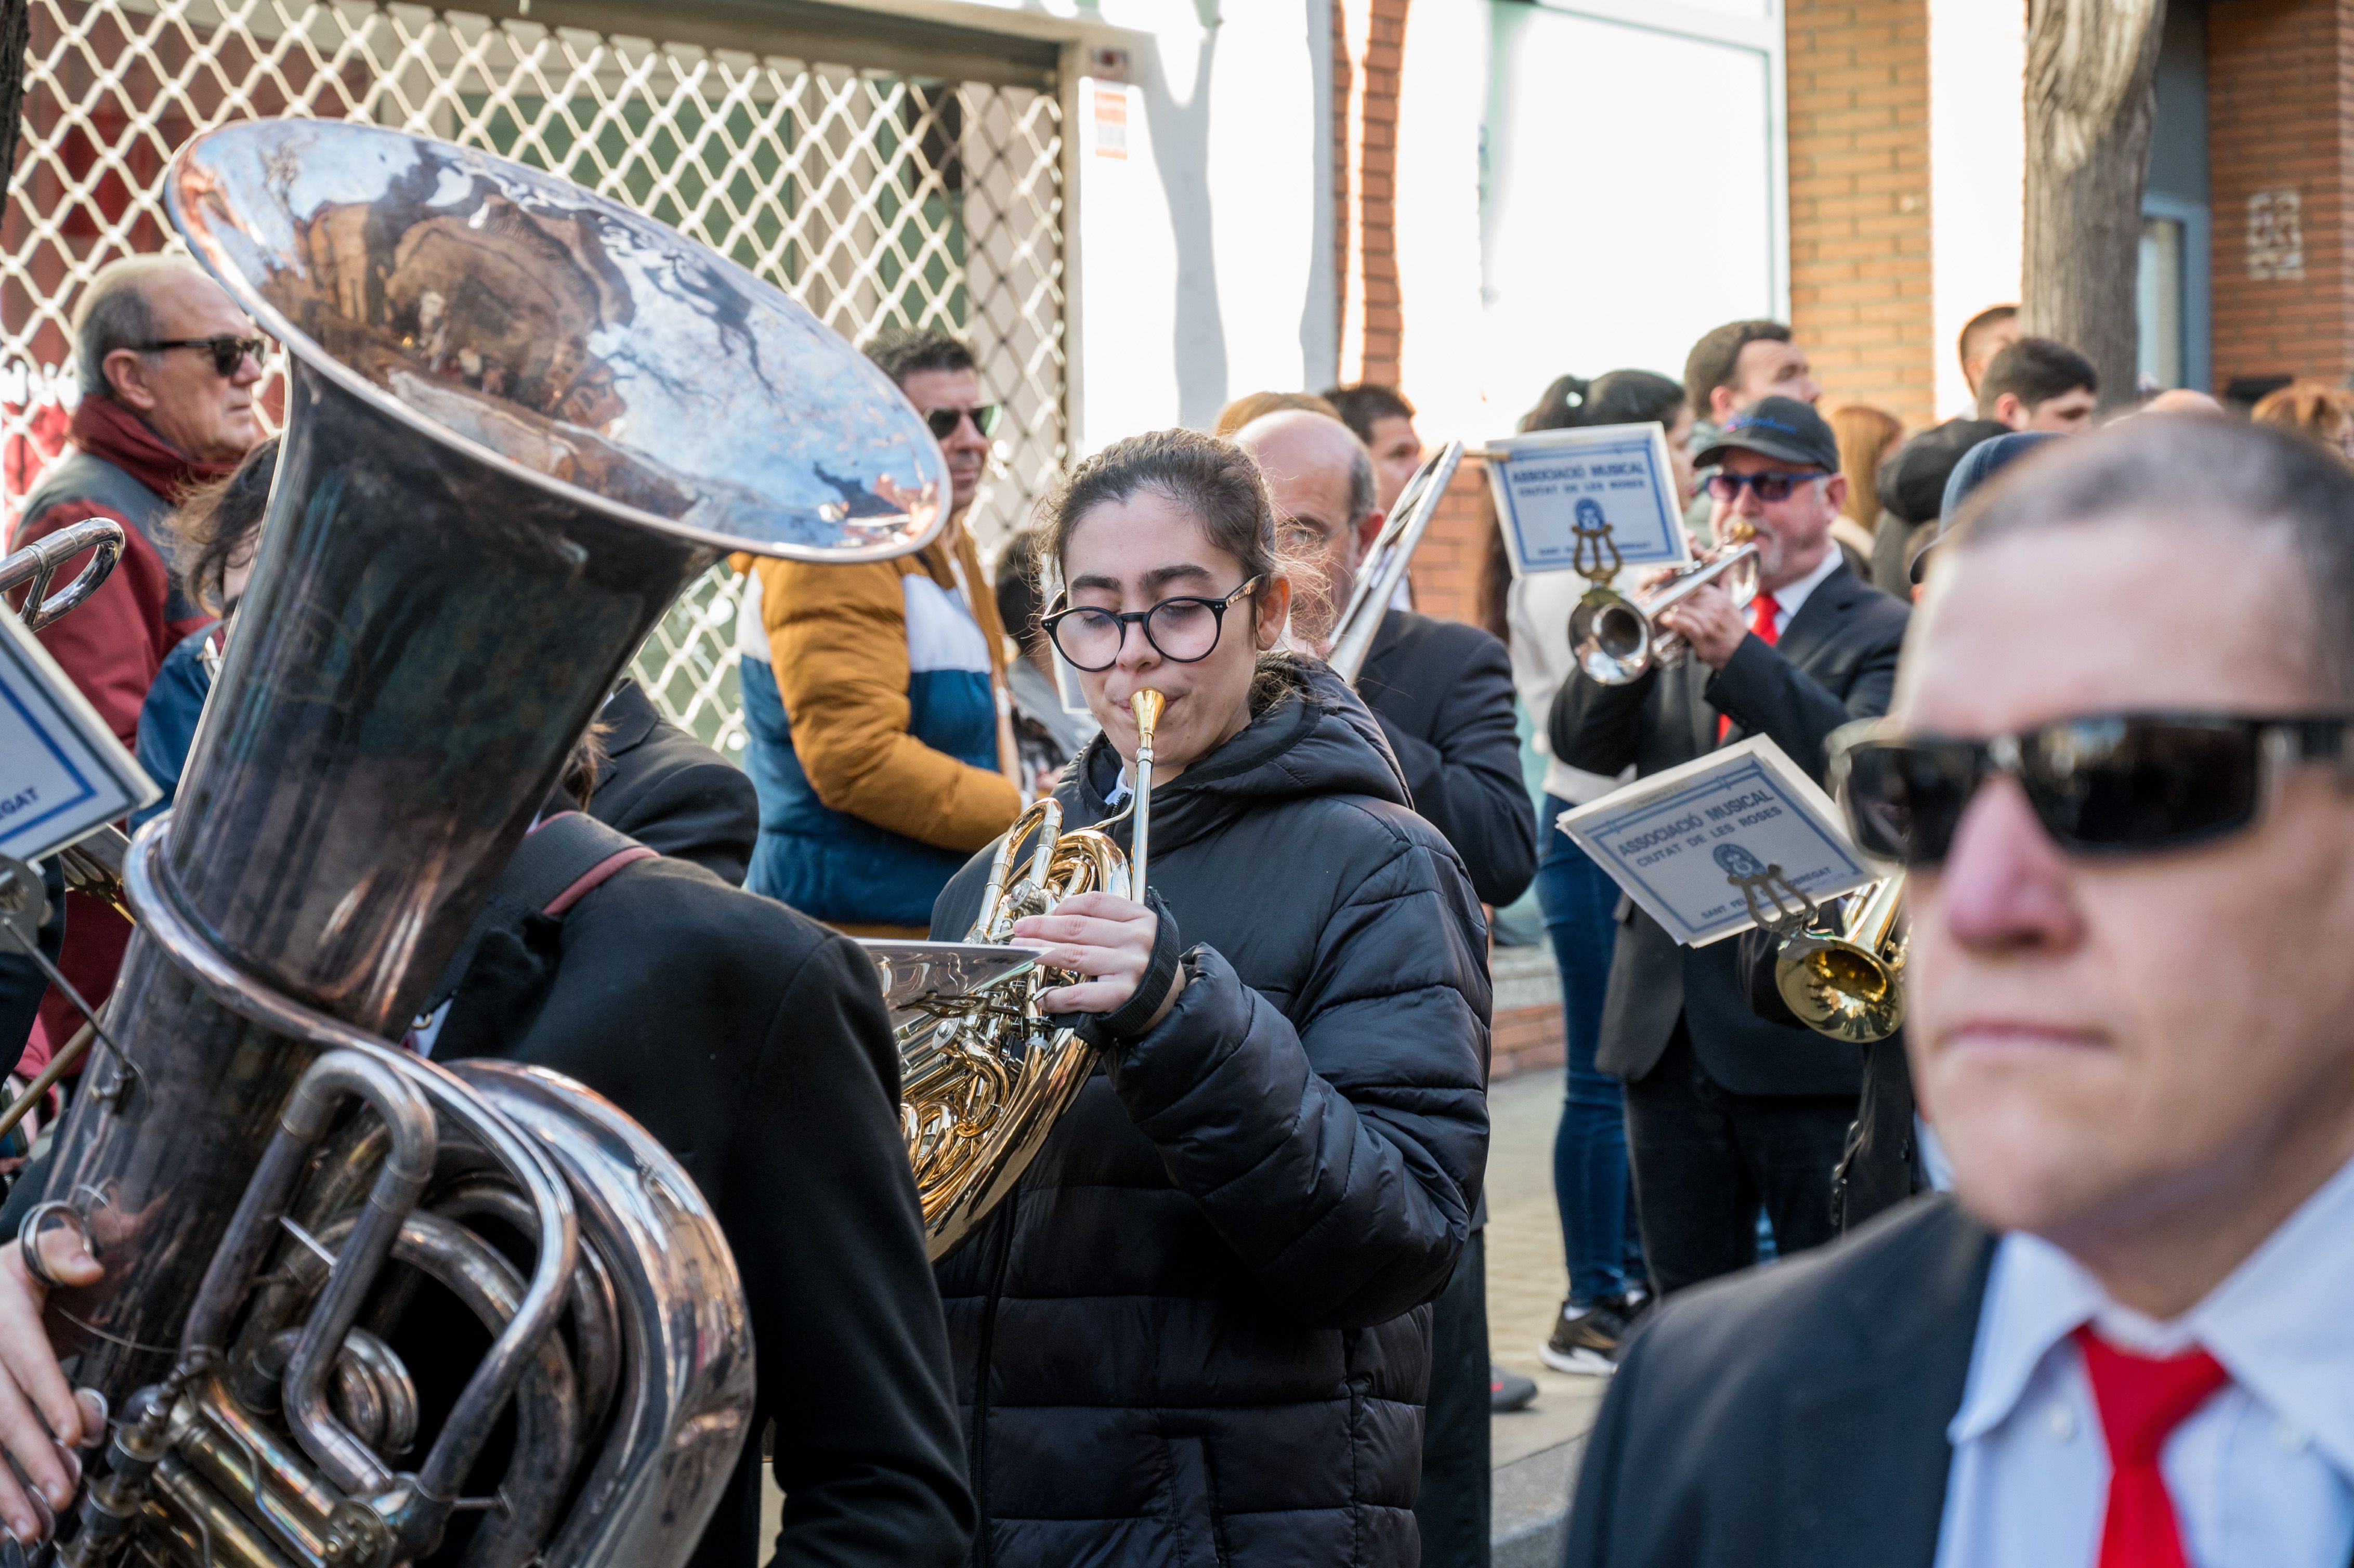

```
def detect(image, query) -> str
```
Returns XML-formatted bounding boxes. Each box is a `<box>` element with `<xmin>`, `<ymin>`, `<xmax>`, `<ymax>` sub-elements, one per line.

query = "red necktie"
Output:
<box><xmin>2073</xmin><ymin>1326</ymin><xmax>2229</xmax><ymax>1568</ymax></box>
<box><xmin>1715</xmin><ymin>592</ymin><xmax>1782</xmax><ymax>743</ymax></box>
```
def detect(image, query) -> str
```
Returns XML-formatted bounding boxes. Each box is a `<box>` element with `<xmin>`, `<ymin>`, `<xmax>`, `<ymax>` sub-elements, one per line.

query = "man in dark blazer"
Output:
<box><xmin>1551</xmin><ymin>396</ymin><xmax>1907</xmax><ymax>1299</ymax></box>
<box><xmin>586</xmin><ymin>676</ymin><xmax>760</xmax><ymax>886</ymax></box>
<box><xmin>1566</xmin><ymin>411</ymin><xmax>2354</xmax><ymax>1568</ymax></box>
<box><xmin>1237</xmin><ymin>406</ymin><xmax>1535</xmax><ymax>1568</ymax></box>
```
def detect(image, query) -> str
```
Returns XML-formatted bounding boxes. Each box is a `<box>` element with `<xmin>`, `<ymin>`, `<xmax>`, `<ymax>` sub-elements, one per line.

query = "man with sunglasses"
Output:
<box><xmin>733</xmin><ymin>325</ymin><xmax>1023</xmax><ymax>935</ymax></box>
<box><xmin>1549</xmin><ymin>394</ymin><xmax>1910</xmax><ymax>1311</ymax></box>
<box><xmin>1565</xmin><ymin>415</ymin><xmax>2354</xmax><ymax>1568</ymax></box>
<box><xmin>6</xmin><ymin>256</ymin><xmax>266</xmax><ymax>1074</ymax></box>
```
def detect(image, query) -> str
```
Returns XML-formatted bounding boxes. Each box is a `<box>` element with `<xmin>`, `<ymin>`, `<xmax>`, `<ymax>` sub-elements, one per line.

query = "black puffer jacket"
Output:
<box><xmin>930</xmin><ymin>660</ymin><xmax>1491</xmax><ymax>1568</ymax></box>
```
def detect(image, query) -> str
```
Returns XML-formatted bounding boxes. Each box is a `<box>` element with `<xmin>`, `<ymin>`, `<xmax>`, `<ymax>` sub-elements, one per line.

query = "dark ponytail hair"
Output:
<box><xmin>166</xmin><ymin>435</ymin><xmax>278</xmax><ymax>615</ymax></box>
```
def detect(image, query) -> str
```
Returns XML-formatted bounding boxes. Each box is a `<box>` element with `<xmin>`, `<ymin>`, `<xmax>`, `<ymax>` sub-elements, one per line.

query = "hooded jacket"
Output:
<box><xmin>929</xmin><ymin>659</ymin><xmax>1492</xmax><ymax>1568</ymax></box>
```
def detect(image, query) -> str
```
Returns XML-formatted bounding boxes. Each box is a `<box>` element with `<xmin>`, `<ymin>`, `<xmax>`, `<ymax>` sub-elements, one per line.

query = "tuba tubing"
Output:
<box><xmin>0</xmin><ymin>517</ymin><xmax>125</xmax><ymax>633</ymax></box>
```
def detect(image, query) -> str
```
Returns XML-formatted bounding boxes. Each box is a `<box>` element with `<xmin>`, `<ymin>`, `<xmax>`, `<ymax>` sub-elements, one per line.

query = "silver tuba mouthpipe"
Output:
<box><xmin>1568</xmin><ymin>540</ymin><xmax>1761</xmax><ymax>685</ymax></box>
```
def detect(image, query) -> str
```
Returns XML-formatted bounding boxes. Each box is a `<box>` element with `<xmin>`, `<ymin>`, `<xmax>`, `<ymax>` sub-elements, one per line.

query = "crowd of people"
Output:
<box><xmin>3</xmin><ymin>241</ymin><xmax>2353</xmax><ymax>1568</ymax></box>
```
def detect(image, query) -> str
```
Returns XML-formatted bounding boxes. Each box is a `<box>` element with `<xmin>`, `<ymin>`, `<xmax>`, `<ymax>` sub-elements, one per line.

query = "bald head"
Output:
<box><xmin>72</xmin><ymin>255</ymin><xmax>263</xmax><ymax>463</ymax></box>
<box><xmin>2142</xmin><ymin>387</ymin><xmax>2225</xmax><ymax>416</ymax></box>
<box><xmin>1235</xmin><ymin>409</ymin><xmax>1380</xmax><ymax>646</ymax></box>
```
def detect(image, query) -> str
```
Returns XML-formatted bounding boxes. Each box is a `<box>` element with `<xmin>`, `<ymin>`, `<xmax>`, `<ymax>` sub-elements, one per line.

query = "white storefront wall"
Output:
<box><xmin>832</xmin><ymin>0</ymin><xmax>1337</xmax><ymax>458</ymax></box>
<box><xmin>832</xmin><ymin>0</ymin><xmax>1797</xmax><ymax>457</ymax></box>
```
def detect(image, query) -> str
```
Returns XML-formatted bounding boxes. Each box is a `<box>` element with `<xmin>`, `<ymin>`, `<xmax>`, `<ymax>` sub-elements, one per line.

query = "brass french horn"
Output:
<box><xmin>867</xmin><ymin>688</ymin><xmax>1165</xmax><ymax>1260</ymax></box>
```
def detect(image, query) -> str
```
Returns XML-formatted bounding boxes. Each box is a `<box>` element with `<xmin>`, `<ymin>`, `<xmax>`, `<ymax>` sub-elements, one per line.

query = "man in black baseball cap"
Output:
<box><xmin>1549</xmin><ymin>393</ymin><xmax>1911</xmax><ymax>1299</ymax></box>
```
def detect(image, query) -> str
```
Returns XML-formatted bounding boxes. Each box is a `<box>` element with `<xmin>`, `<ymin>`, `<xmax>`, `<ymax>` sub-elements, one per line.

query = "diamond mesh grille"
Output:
<box><xmin>3</xmin><ymin>0</ymin><xmax>1067</xmax><ymax>755</ymax></box>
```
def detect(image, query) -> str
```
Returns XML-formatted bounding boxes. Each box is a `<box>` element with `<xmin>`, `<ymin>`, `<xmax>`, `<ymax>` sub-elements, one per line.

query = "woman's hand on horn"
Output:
<box><xmin>1011</xmin><ymin>892</ymin><xmax>1186</xmax><ymax>1033</ymax></box>
<box><xmin>0</xmin><ymin>1230</ymin><xmax>107</xmax><ymax>1544</ymax></box>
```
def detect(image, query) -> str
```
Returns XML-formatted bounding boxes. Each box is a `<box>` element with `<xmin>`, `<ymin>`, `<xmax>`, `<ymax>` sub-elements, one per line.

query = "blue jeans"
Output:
<box><xmin>1537</xmin><ymin>795</ymin><xmax>1644</xmax><ymax>1304</ymax></box>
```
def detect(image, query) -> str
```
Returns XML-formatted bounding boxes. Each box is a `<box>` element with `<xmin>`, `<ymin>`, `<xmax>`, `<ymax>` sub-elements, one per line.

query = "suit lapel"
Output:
<box><xmin>1772</xmin><ymin>561</ymin><xmax>1861</xmax><ymax>675</ymax></box>
<box><xmin>1773</xmin><ymin>1198</ymin><xmax>1995</xmax><ymax>1568</ymax></box>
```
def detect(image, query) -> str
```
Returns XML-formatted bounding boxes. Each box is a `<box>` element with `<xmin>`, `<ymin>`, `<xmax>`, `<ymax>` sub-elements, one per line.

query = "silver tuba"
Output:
<box><xmin>27</xmin><ymin>118</ymin><xmax>947</xmax><ymax>1567</ymax></box>
<box><xmin>0</xmin><ymin>519</ymin><xmax>127</xmax><ymax>634</ymax></box>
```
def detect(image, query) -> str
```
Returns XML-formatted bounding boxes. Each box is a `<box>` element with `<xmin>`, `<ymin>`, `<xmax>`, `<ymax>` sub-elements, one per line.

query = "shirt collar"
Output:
<box><xmin>1950</xmin><ymin>1153</ymin><xmax>2354</xmax><ymax>1481</ymax></box>
<box><xmin>1766</xmin><ymin>542</ymin><xmax>1843</xmax><ymax>622</ymax></box>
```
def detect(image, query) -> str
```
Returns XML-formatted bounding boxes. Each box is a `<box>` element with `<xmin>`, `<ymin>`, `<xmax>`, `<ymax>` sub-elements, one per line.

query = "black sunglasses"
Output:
<box><xmin>1041</xmin><ymin>577</ymin><xmax>1263</xmax><ymax>673</ymax></box>
<box><xmin>1828</xmin><ymin>713</ymin><xmax>2354</xmax><ymax>867</ymax></box>
<box><xmin>141</xmin><ymin>335</ymin><xmax>265</xmax><ymax>377</ymax></box>
<box><xmin>1704</xmin><ymin>469</ymin><xmax>1828</xmax><ymax>503</ymax></box>
<box><xmin>925</xmin><ymin>403</ymin><xmax>1002</xmax><ymax>442</ymax></box>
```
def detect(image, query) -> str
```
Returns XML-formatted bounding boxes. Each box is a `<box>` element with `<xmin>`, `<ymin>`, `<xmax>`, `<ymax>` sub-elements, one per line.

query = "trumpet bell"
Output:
<box><xmin>1568</xmin><ymin>586</ymin><xmax>1654</xmax><ymax>684</ymax></box>
<box><xmin>1773</xmin><ymin>875</ymin><xmax>1910</xmax><ymax>1044</ymax></box>
<box><xmin>1568</xmin><ymin>542</ymin><xmax>1760</xmax><ymax>686</ymax></box>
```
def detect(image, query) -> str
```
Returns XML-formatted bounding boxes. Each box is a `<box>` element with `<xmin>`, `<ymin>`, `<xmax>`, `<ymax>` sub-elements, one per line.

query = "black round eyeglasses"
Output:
<box><xmin>1040</xmin><ymin>576</ymin><xmax>1263</xmax><ymax>672</ymax></box>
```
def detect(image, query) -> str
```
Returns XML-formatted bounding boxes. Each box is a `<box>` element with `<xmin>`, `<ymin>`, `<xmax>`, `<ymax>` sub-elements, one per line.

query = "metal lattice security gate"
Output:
<box><xmin>3</xmin><ymin>0</ymin><xmax>1067</xmax><ymax>754</ymax></box>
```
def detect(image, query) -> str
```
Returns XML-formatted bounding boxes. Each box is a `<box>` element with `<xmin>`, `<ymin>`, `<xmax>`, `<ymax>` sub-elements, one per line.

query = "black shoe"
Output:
<box><xmin>1489</xmin><ymin>1364</ymin><xmax>1538</xmax><ymax>1413</ymax></box>
<box><xmin>1541</xmin><ymin>1297</ymin><xmax>1629</xmax><ymax>1376</ymax></box>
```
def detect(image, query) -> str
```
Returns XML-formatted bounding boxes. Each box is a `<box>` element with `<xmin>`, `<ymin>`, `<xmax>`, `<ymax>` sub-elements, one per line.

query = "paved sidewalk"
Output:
<box><xmin>1486</xmin><ymin>1065</ymin><xmax>1605</xmax><ymax>1564</ymax></box>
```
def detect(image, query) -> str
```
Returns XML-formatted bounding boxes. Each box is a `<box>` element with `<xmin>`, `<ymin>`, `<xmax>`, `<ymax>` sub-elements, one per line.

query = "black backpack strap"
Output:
<box><xmin>422</xmin><ymin>813</ymin><xmax>652</xmax><ymax>1011</ymax></box>
<box><xmin>19</xmin><ymin>451</ymin><xmax>197</xmax><ymax>621</ymax></box>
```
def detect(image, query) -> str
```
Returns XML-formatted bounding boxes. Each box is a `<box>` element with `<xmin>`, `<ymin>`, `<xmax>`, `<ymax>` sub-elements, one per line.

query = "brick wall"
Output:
<box><xmin>2208</xmin><ymin>0</ymin><xmax>2354</xmax><ymax>388</ymax></box>
<box><xmin>1333</xmin><ymin>0</ymin><xmax>1408</xmax><ymax>386</ymax></box>
<box><xmin>1785</xmin><ymin>0</ymin><xmax>1939</xmax><ymax>432</ymax></box>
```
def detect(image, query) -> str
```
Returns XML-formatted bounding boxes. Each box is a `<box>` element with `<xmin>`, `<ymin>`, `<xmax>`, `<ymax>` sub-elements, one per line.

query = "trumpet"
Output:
<box><xmin>1568</xmin><ymin>537</ymin><xmax>1761</xmax><ymax>685</ymax></box>
<box><xmin>871</xmin><ymin>687</ymin><xmax>1166</xmax><ymax>1259</ymax></box>
<box><xmin>1773</xmin><ymin>875</ymin><xmax>1907</xmax><ymax>1043</ymax></box>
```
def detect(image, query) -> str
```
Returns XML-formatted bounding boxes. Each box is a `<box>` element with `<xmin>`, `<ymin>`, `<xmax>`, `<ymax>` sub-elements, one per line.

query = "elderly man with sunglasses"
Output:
<box><xmin>5</xmin><ymin>256</ymin><xmax>266</xmax><ymax>1068</ymax></box>
<box><xmin>1549</xmin><ymin>395</ymin><xmax>1911</xmax><ymax>1312</ymax></box>
<box><xmin>1564</xmin><ymin>415</ymin><xmax>2354</xmax><ymax>1568</ymax></box>
<box><xmin>733</xmin><ymin>324</ymin><xmax>1024</xmax><ymax>936</ymax></box>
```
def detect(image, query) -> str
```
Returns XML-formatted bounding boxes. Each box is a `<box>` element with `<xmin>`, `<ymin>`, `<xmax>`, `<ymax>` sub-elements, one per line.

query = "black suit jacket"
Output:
<box><xmin>587</xmin><ymin>679</ymin><xmax>760</xmax><ymax>886</ymax></box>
<box><xmin>1550</xmin><ymin>561</ymin><xmax>1909</xmax><ymax>1096</ymax></box>
<box><xmin>1355</xmin><ymin>609</ymin><xmax>1538</xmax><ymax>907</ymax></box>
<box><xmin>1564</xmin><ymin>1196</ymin><xmax>1993</xmax><ymax>1568</ymax></box>
<box><xmin>438</xmin><ymin>856</ymin><xmax>972</xmax><ymax>1568</ymax></box>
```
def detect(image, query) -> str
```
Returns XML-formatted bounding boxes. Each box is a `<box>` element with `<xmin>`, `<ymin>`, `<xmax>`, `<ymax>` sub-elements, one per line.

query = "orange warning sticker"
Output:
<box><xmin>1094</xmin><ymin>88</ymin><xmax>1128</xmax><ymax>160</ymax></box>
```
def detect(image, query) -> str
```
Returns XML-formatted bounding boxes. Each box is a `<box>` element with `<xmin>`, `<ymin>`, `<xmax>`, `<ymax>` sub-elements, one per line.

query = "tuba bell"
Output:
<box><xmin>27</xmin><ymin>117</ymin><xmax>947</xmax><ymax>1567</ymax></box>
<box><xmin>865</xmin><ymin>688</ymin><xmax>1165</xmax><ymax>1260</ymax></box>
<box><xmin>1773</xmin><ymin>874</ymin><xmax>1907</xmax><ymax>1043</ymax></box>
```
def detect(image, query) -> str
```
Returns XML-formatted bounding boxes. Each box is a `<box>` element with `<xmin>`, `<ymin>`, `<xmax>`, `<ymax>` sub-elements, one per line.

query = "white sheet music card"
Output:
<box><xmin>0</xmin><ymin>602</ymin><xmax>156</xmax><ymax>863</ymax></box>
<box><xmin>1488</xmin><ymin>421</ymin><xmax>1691</xmax><ymax>576</ymax></box>
<box><xmin>1557</xmin><ymin>736</ymin><xmax>1871</xmax><ymax>947</ymax></box>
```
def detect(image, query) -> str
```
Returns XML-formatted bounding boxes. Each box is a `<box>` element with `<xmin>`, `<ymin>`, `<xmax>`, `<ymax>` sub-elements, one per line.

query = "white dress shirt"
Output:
<box><xmin>1753</xmin><ymin>541</ymin><xmax>1842</xmax><ymax>638</ymax></box>
<box><xmin>1933</xmin><ymin>1153</ymin><xmax>2354</xmax><ymax>1568</ymax></box>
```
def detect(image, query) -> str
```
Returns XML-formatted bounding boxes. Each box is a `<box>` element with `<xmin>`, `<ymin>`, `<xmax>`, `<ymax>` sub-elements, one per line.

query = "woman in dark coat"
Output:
<box><xmin>930</xmin><ymin>429</ymin><xmax>1491</xmax><ymax>1567</ymax></box>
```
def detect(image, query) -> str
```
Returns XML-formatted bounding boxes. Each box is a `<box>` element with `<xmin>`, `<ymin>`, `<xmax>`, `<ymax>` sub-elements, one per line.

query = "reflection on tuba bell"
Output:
<box><xmin>1773</xmin><ymin>874</ymin><xmax>1908</xmax><ymax>1043</ymax></box>
<box><xmin>1568</xmin><ymin>537</ymin><xmax>1761</xmax><ymax>686</ymax></box>
<box><xmin>27</xmin><ymin>117</ymin><xmax>947</xmax><ymax>1568</ymax></box>
<box><xmin>866</xmin><ymin>689</ymin><xmax>1165</xmax><ymax>1261</ymax></box>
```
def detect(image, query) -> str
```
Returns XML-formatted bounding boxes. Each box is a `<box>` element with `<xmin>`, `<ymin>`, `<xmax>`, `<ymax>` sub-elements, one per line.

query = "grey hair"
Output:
<box><xmin>1345</xmin><ymin>435</ymin><xmax>1377</xmax><ymax>530</ymax></box>
<box><xmin>1952</xmin><ymin>415</ymin><xmax>2354</xmax><ymax>698</ymax></box>
<box><xmin>71</xmin><ymin>256</ymin><xmax>202</xmax><ymax>400</ymax></box>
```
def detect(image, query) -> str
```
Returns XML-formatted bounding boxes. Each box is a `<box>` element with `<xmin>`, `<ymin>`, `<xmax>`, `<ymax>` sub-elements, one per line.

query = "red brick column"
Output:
<box><xmin>2208</xmin><ymin>0</ymin><xmax>2354</xmax><ymax>388</ymax></box>
<box><xmin>1785</xmin><ymin>0</ymin><xmax>1938</xmax><ymax>430</ymax></box>
<box><xmin>1333</xmin><ymin>0</ymin><xmax>1408</xmax><ymax>387</ymax></box>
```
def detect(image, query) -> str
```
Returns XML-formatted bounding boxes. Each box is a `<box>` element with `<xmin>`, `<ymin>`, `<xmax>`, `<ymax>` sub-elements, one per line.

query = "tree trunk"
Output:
<box><xmin>0</xmin><ymin>0</ymin><xmax>25</xmax><ymax>203</ymax></box>
<box><xmin>2022</xmin><ymin>0</ymin><xmax>2167</xmax><ymax>409</ymax></box>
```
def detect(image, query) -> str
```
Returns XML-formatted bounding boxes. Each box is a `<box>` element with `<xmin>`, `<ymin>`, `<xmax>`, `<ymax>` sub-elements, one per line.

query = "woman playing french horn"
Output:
<box><xmin>930</xmin><ymin>429</ymin><xmax>1490</xmax><ymax>1567</ymax></box>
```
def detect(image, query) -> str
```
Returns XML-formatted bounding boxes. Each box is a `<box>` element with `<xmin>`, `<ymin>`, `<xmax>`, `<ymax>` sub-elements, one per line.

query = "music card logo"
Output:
<box><xmin>1716</xmin><ymin>841</ymin><xmax>1815</xmax><ymax>933</ymax></box>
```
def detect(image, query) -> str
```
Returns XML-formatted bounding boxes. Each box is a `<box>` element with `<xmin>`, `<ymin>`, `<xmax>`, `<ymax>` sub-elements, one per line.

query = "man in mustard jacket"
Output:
<box><xmin>735</xmin><ymin>327</ymin><xmax>1023</xmax><ymax>935</ymax></box>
